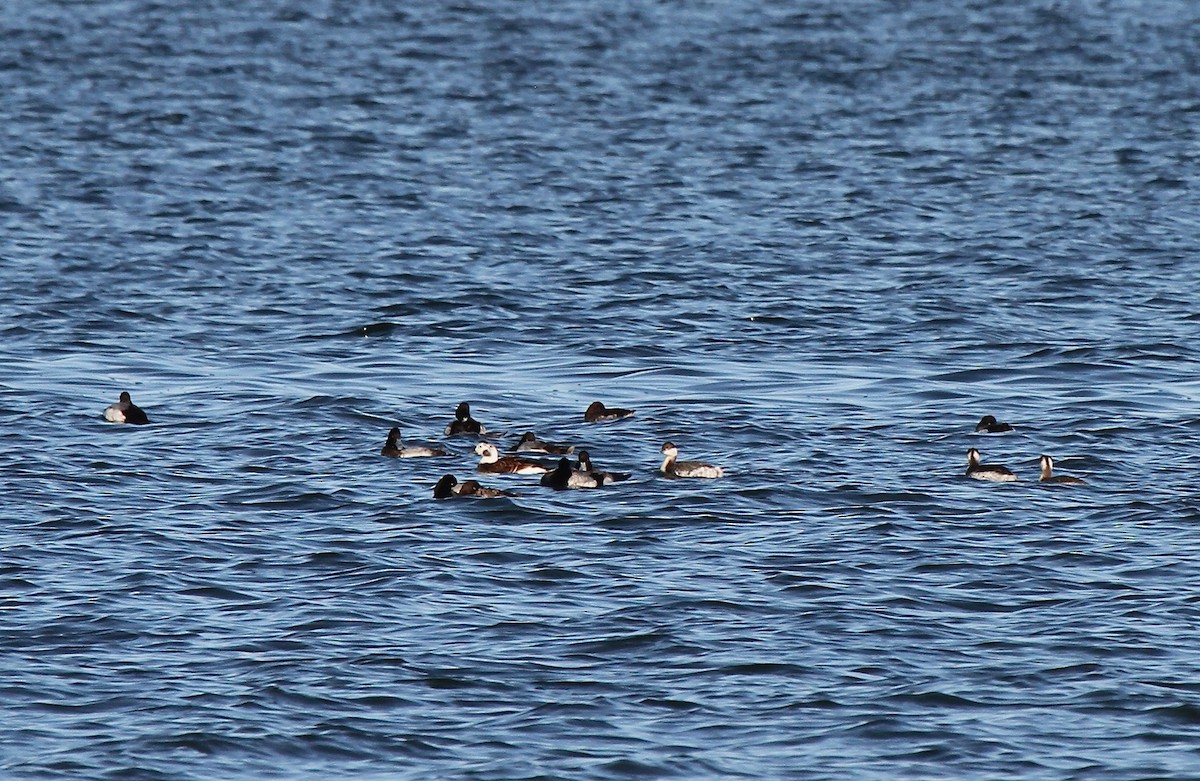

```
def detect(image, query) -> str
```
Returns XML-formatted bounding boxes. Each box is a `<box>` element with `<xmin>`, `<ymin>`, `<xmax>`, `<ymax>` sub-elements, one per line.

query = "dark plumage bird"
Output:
<box><xmin>541</xmin><ymin>458</ymin><xmax>604</xmax><ymax>490</ymax></box>
<box><xmin>512</xmin><ymin>431</ymin><xmax>574</xmax><ymax>455</ymax></box>
<box><xmin>103</xmin><ymin>391</ymin><xmax>149</xmax><ymax>424</ymax></box>
<box><xmin>433</xmin><ymin>474</ymin><xmax>514</xmax><ymax>499</ymax></box>
<box><xmin>445</xmin><ymin>402</ymin><xmax>486</xmax><ymax>436</ymax></box>
<box><xmin>584</xmin><ymin>401</ymin><xmax>634</xmax><ymax>423</ymax></box>
<box><xmin>975</xmin><ymin>415</ymin><xmax>1014</xmax><ymax>433</ymax></box>
<box><xmin>575</xmin><ymin>450</ymin><xmax>630</xmax><ymax>485</ymax></box>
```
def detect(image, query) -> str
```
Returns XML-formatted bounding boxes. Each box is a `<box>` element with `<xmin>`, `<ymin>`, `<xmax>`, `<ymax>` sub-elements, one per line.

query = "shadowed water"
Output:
<box><xmin>3</xmin><ymin>1</ymin><xmax>1200</xmax><ymax>779</ymax></box>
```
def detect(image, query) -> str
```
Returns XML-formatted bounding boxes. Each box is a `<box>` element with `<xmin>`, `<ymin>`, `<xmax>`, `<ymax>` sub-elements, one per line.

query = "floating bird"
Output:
<box><xmin>965</xmin><ymin>448</ymin><xmax>1017</xmax><ymax>481</ymax></box>
<box><xmin>660</xmin><ymin>442</ymin><xmax>724</xmax><ymax>479</ymax></box>
<box><xmin>445</xmin><ymin>402</ymin><xmax>486</xmax><ymax>436</ymax></box>
<box><xmin>540</xmin><ymin>457</ymin><xmax>604</xmax><ymax>490</ymax></box>
<box><xmin>512</xmin><ymin>431</ymin><xmax>574</xmax><ymax>455</ymax></box>
<box><xmin>381</xmin><ymin>427</ymin><xmax>449</xmax><ymax>458</ymax></box>
<box><xmin>103</xmin><ymin>391</ymin><xmax>149</xmax><ymax>424</ymax></box>
<box><xmin>975</xmin><ymin>415</ymin><xmax>1014</xmax><ymax>433</ymax></box>
<box><xmin>1039</xmin><ymin>454</ymin><xmax>1085</xmax><ymax>485</ymax></box>
<box><xmin>575</xmin><ymin>449</ymin><xmax>630</xmax><ymax>485</ymax></box>
<box><xmin>474</xmin><ymin>442</ymin><xmax>550</xmax><ymax>475</ymax></box>
<box><xmin>584</xmin><ymin>401</ymin><xmax>634</xmax><ymax>423</ymax></box>
<box><xmin>433</xmin><ymin>474</ymin><xmax>515</xmax><ymax>499</ymax></box>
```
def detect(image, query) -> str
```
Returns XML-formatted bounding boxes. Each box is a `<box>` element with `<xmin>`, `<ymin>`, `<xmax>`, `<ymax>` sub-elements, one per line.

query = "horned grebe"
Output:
<box><xmin>965</xmin><ymin>448</ymin><xmax>1017</xmax><ymax>481</ymax></box>
<box><xmin>1039</xmin><ymin>454</ymin><xmax>1085</xmax><ymax>485</ymax></box>
<box><xmin>660</xmin><ymin>442</ymin><xmax>724</xmax><ymax>479</ymax></box>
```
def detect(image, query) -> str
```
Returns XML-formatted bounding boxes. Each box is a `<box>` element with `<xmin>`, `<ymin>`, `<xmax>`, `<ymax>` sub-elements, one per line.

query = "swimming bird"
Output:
<box><xmin>965</xmin><ymin>448</ymin><xmax>1017</xmax><ymax>481</ymax></box>
<box><xmin>584</xmin><ymin>401</ymin><xmax>634</xmax><ymax>423</ymax></box>
<box><xmin>103</xmin><ymin>391</ymin><xmax>149</xmax><ymax>424</ymax></box>
<box><xmin>575</xmin><ymin>449</ymin><xmax>630</xmax><ymax>484</ymax></box>
<box><xmin>660</xmin><ymin>442</ymin><xmax>724</xmax><ymax>479</ymax></box>
<box><xmin>975</xmin><ymin>415</ymin><xmax>1014</xmax><ymax>433</ymax></box>
<box><xmin>511</xmin><ymin>431</ymin><xmax>574</xmax><ymax>455</ymax></box>
<box><xmin>474</xmin><ymin>442</ymin><xmax>550</xmax><ymax>474</ymax></box>
<box><xmin>433</xmin><ymin>474</ymin><xmax>514</xmax><ymax>499</ymax></box>
<box><xmin>445</xmin><ymin>402</ymin><xmax>486</xmax><ymax>436</ymax></box>
<box><xmin>381</xmin><ymin>427</ymin><xmax>449</xmax><ymax>458</ymax></box>
<box><xmin>540</xmin><ymin>457</ymin><xmax>604</xmax><ymax>490</ymax></box>
<box><xmin>1039</xmin><ymin>454</ymin><xmax>1085</xmax><ymax>485</ymax></box>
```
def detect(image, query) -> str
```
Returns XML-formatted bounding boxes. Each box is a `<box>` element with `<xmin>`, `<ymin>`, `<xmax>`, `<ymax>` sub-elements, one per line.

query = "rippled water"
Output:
<box><xmin>4</xmin><ymin>1</ymin><xmax>1200</xmax><ymax>778</ymax></box>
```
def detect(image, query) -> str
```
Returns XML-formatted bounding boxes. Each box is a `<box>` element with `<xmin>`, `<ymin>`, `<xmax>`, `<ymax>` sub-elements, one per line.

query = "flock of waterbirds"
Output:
<box><xmin>100</xmin><ymin>394</ymin><xmax>1084</xmax><ymax>494</ymax></box>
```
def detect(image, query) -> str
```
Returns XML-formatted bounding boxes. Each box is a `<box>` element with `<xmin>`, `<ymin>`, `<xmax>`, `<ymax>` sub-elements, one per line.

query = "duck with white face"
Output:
<box><xmin>474</xmin><ymin>442</ymin><xmax>551</xmax><ymax>475</ymax></box>
<box><xmin>659</xmin><ymin>442</ymin><xmax>724</xmax><ymax>479</ymax></box>
<box><xmin>965</xmin><ymin>448</ymin><xmax>1017</xmax><ymax>482</ymax></box>
<box><xmin>1039</xmin><ymin>454</ymin><xmax>1085</xmax><ymax>485</ymax></box>
<box><xmin>381</xmin><ymin>427</ymin><xmax>449</xmax><ymax>458</ymax></box>
<box><xmin>445</xmin><ymin>402</ymin><xmax>487</xmax><ymax>436</ymax></box>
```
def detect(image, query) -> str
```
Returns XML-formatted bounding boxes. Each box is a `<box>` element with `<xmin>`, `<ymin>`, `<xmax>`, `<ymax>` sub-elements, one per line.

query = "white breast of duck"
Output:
<box><xmin>475</xmin><ymin>442</ymin><xmax>549</xmax><ymax>474</ymax></box>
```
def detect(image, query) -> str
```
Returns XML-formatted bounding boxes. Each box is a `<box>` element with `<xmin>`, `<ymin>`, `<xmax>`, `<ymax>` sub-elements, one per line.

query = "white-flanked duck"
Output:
<box><xmin>445</xmin><ymin>402</ymin><xmax>487</xmax><ymax>436</ymax></box>
<box><xmin>474</xmin><ymin>442</ymin><xmax>550</xmax><ymax>475</ymax></box>
<box><xmin>512</xmin><ymin>431</ymin><xmax>574</xmax><ymax>455</ymax></box>
<box><xmin>540</xmin><ymin>458</ymin><xmax>604</xmax><ymax>490</ymax></box>
<box><xmin>975</xmin><ymin>415</ymin><xmax>1014</xmax><ymax>433</ymax></box>
<box><xmin>660</xmin><ymin>442</ymin><xmax>724</xmax><ymax>479</ymax></box>
<box><xmin>433</xmin><ymin>474</ymin><xmax>515</xmax><ymax>499</ymax></box>
<box><xmin>965</xmin><ymin>448</ymin><xmax>1017</xmax><ymax>482</ymax></box>
<box><xmin>575</xmin><ymin>450</ymin><xmax>630</xmax><ymax>485</ymax></box>
<box><xmin>103</xmin><ymin>391</ymin><xmax>149</xmax><ymax>424</ymax></box>
<box><xmin>584</xmin><ymin>401</ymin><xmax>634</xmax><ymax>423</ymax></box>
<box><xmin>1039</xmin><ymin>454</ymin><xmax>1085</xmax><ymax>485</ymax></box>
<box><xmin>381</xmin><ymin>426</ymin><xmax>449</xmax><ymax>458</ymax></box>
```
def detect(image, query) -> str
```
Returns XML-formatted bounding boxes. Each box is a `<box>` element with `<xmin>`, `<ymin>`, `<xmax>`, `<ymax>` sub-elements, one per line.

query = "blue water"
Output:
<box><xmin>4</xmin><ymin>1</ymin><xmax>1200</xmax><ymax>778</ymax></box>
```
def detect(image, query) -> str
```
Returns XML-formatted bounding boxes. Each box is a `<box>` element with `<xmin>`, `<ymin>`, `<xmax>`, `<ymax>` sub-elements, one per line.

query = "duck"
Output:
<box><xmin>575</xmin><ymin>449</ymin><xmax>630</xmax><ymax>484</ymax></box>
<box><xmin>584</xmin><ymin>401</ymin><xmax>635</xmax><ymax>423</ymax></box>
<box><xmin>511</xmin><ymin>431</ymin><xmax>574</xmax><ymax>455</ymax></box>
<box><xmin>474</xmin><ymin>442</ymin><xmax>550</xmax><ymax>475</ymax></box>
<box><xmin>1039</xmin><ymin>454</ymin><xmax>1085</xmax><ymax>485</ymax></box>
<box><xmin>965</xmin><ymin>448</ymin><xmax>1017</xmax><ymax>481</ymax></box>
<box><xmin>975</xmin><ymin>415</ymin><xmax>1014</xmax><ymax>433</ymax></box>
<box><xmin>541</xmin><ymin>458</ymin><xmax>604</xmax><ymax>490</ymax></box>
<box><xmin>103</xmin><ymin>391</ymin><xmax>149</xmax><ymax>424</ymax></box>
<box><xmin>660</xmin><ymin>442</ymin><xmax>724</xmax><ymax>479</ymax></box>
<box><xmin>445</xmin><ymin>402</ymin><xmax>486</xmax><ymax>436</ymax></box>
<box><xmin>381</xmin><ymin>426</ymin><xmax>449</xmax><ymax>458</ymax></box>
<box><xmin>433</xmin><ymin>474</ymin><xmax>515</xmax><ymax>499</ymax></box>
